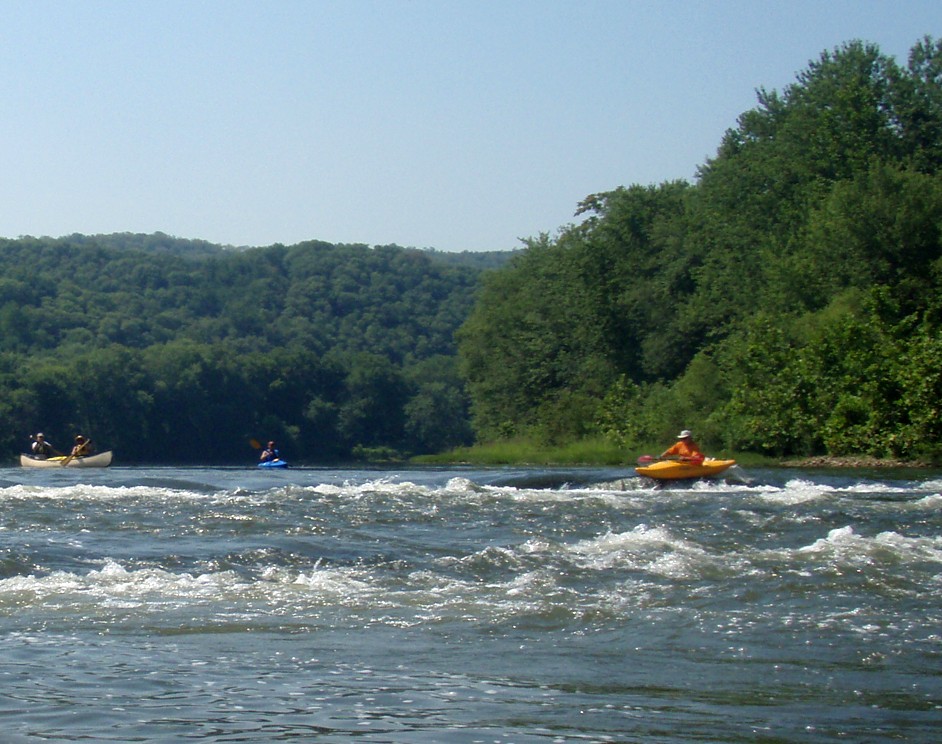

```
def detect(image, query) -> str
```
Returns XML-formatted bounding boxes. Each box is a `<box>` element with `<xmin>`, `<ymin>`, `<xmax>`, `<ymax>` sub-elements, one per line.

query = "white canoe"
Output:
<box><xmin>20</xmin><ymin>451</ymin><xmax>114</xmax><ymax>468</ymax></box>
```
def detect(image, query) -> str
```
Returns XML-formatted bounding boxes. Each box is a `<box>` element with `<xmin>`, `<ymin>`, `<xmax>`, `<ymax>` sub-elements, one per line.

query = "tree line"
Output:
<box><xmin>0</xmin><ymin>238</ymin><xmax>512</xmax><ymax>463</ymax></box>
<box><xmin>8</xmin><ymin>37</ymin><xmax>939</xmax><ymax>465</ymax></box>
<box><xmin>458</xmin><ymin>37</ymin><xmax>942</xmax><ymax>461</ymax></box>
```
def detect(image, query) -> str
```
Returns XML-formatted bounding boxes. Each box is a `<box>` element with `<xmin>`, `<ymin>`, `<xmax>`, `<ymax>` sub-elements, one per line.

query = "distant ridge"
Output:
<box><xmin>44</xmin><ymin>232</ymin><xmax>240</xmax><ymax>259</ymax></box>
<box><xmin>15</xmin><ymin>232</ymin><xmax>517</xmax><ymax>268</ymax></box>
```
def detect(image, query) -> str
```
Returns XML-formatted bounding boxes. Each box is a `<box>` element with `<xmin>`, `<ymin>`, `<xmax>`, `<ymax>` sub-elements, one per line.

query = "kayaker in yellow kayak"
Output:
<box><xmin>660</xmin><ymin>430</ymin><xmax>704</xmax><ymax>463</ymax></box>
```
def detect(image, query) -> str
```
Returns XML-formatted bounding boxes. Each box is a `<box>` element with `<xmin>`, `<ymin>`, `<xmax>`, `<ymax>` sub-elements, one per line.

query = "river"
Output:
<box><xmin>0</xmin><ymin>463</ymin><xmax>939</xmax><ymax>742</ymax></box>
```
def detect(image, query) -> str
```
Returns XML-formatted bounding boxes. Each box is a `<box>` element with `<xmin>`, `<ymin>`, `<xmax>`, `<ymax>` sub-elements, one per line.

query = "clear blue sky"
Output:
<box><xmin>1</xmin><ymin>1</ymin><xmax>938</xmax><ymax>252</ymax></box>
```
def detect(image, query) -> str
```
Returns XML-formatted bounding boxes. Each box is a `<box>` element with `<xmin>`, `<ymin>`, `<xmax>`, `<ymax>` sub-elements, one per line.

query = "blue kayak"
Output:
<box><xmin>258</xmin><ymin>459</ymin><xmax>288</xmax><ymax>469</ymax></box>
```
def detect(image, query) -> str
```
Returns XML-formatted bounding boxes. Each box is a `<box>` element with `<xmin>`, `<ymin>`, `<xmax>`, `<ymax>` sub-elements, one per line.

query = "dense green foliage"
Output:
<box><xmin>9</xmin><ymin>37</ymin><xmax>941</xmax><ymax>465</ymax></box>
<box><xmin>459</xmin><ymin>37</ymin><xmax>942</xmax><ymax>460</ymax></box>
<box><xmin>0</xmin><ymin>237</ymin><xmax>512</xmax><ymax>463</ymax></box>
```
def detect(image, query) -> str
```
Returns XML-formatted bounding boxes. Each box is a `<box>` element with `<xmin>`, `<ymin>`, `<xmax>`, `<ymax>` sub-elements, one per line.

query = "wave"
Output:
<box><xmin>0</xmin><ymin>483</ymin><xmax>214</xmax><ymax>503</ymax></box>
<box><xmin>1</xmin><ymin>521</ymin><xmax>939</xmax><ymax>633</ymax></box>
<box><xmin>797</xmin><ymin>525</ymin><xmax>942</xmax><ymax>563</ymax></box>
<box><xmin>0</xmin><ymin>473</ymin><xmax>931</xmax><ymax>531</ymax></box>
<box><xmin>566</xmin><ymin>524</ymin><xmax>751</xmax><ymax>580</ymax></box>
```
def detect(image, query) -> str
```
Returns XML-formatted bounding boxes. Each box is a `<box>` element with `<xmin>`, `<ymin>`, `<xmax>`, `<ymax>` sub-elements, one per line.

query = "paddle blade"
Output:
<box><xmin>636</xmin><ymin>455</ymin><xmax>656</xmax><ymax>464</ymax></box>
<box><xmin>249</xmin><ymin>439</ymin><xmax>262</xmax><ymax>449</ymax></box>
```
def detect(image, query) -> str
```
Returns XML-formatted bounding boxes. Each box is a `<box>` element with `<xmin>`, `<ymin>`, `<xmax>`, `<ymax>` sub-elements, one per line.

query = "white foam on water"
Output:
<box><xmin>759</xmin><ymin>478</ymin><xmax>832</xmax><ymax>505</ymax></box>
<box><xmin>472</xmin><ymin>484</ymin><xmax>586</xmax><ymax>505</ymax></box>
<box><xmin>273</xmin><ymin>564</ymin><xmax>378</xmax><ymax>603</ymax></box>
<box><xmin>304</xmin><ymin>478</ymin><xmax>434</xmax><ymax>500</ymax></box>
<box><xmin>0</xmin><ymin>559</ymin><xmax>246</xmax><ymax>609</ymax></box>
<box><xmin>565</xmin><ymin>524</ymin><xmax>749</xmax><ymax>580</ymax></box>
<box><xmin>443</xmin><ymin>476</ymin><xmax>487</xmax><ymax>493</ymax></box>
<box><xmin>0</xmin><ymin>483</ymin><xmax>205</xmax><ymax>503</ymax></box>
<box><xmin>795</xmin><ymin>525</ymin><xmax>942</xmax><ymax>570</ymax></box>
<box><xmin>1</xmin><ymin>469</ymin><xmax>938</xmax><ymax>640</ymax></box>
<box><xmin>914</xmin><ymin>492</ymin><xmax>942</xmax><ymax>508</ymax></box>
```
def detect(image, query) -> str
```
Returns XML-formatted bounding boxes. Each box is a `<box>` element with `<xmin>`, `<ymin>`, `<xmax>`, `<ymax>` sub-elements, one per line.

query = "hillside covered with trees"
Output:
<box><xmin>7</xmin><ymin>37</ymin><xmax>940</xmax><ymax>465</ymax></box>
<box><xmin>458</xmin><ymin>37</ymin><xmax>942</xmax><ymax>461</ymax></box>
<box><xmin>0</xmin><ymin>236</ymin><xmax>512</xmax><ymax>463</ymax></box>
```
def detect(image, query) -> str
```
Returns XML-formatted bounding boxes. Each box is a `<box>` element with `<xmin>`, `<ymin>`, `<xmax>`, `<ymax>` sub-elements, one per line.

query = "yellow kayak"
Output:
<box><xmin>635</xmin><ymin>458</ymin><xmax>736</xmax><ymax>481</ymax></box>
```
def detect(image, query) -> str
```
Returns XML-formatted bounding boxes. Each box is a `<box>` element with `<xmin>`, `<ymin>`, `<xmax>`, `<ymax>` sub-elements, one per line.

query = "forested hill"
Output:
<box><xmin>0</xmin><ymin>236</ymin><xmax>511</xmax><ymax>463</ymax></box>
<box><xmin>0</xmin><ymin>236</ymin><xmax>512</xmax><ymax>359</ymax></box>
<box><xmin>32</xmin><ymin>232</ymin><xmax>239</xmax><ymax>258</ymax></box>
<box><xmin>458</xmin><ymin>37</ymin><xmax>942</xmax><ymax>461</ymax></box>
<box><xmin>12</xmin><ymin>37</ymin><xmax>942</xmax><ymax>465</ymax></box>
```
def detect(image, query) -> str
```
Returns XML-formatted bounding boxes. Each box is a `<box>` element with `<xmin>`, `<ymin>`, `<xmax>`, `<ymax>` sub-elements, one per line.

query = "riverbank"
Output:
<box><xmin>412</xmin><ymin>437</ymin><xmax>630</xmax><ymax>466</ymax></box>
<box><xmin>414</xmin><ymin>439</ymin><xmax>936</xmax><ymax>469</ymax></box>
<box><xmin>779</xmin><ymin>455</ymin><xmax>935</xmax><ymax>468</ymax></box>
<box><xmin>413</xmin><ymin>437</ymin><xmax>764</xmax><ymax>467</ymax></box>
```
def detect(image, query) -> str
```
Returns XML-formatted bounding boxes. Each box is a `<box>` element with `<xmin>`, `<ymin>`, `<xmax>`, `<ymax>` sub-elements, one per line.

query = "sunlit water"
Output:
<box><xmin>0</xmin><ymin>464</ymin><xmax>939</xmax><ymax>742</ymax></box>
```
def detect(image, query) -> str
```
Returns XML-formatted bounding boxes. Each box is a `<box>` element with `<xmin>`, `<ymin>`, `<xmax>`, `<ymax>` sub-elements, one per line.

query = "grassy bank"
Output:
<box><xmin>413</xmin><ymin>439</ymin><xmax>937</xmax><ymax>469</ymax></box>
<box><xmin>413</xmin><ymin>437</ymin><xmax>624</xmax><ymax>465</ymax></box>
<box><xmin>412</xmin><ymin>437</ymin><xmax>771</xmax><ymax>467</ymax></box>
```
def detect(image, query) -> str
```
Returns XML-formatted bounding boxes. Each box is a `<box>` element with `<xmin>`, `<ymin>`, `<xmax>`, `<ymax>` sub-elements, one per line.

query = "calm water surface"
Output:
<box><xmin>0</xmin><ymin>464</ymin><xmax>939</xmax><ymax>742</ymax></box>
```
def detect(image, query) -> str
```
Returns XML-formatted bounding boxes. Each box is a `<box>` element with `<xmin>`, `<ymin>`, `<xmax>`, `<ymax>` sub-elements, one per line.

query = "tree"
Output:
<box><xmin>459</xmin><ymin>36</ymin><xmax>942</xmax><ymax>460</ymax></box>
<box><xmin>336</xmin><ymin>353</ymin><xmax>409</xmax><ymax>454</ymax></box>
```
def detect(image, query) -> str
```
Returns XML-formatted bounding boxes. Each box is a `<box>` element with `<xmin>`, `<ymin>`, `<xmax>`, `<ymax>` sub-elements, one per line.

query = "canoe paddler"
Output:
<box><xmin>31</xmin><ymin>433</ymin><xmax>62</xmax><ymax>459</ymax></box>
<box><xmin>660</xmin><ymin>429</ymin><xmax>704</xmax><ymax>462</ymax></box>
<box><xmin>70</xmin><ymin>435</ymin><xmax>93</xmax><ymax>458</ymax></box>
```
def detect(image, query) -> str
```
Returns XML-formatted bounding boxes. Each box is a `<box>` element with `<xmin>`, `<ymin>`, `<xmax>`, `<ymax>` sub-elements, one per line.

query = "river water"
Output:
<box><xmin>0</xmin><ymin>464</ymin><xmax>939</xmax><ymax>742</ymax></box>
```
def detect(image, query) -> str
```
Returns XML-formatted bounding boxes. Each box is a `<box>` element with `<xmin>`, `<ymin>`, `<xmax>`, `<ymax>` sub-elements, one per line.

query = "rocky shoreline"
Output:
<box><xmin>780</xmin><ymin>455</ymin><xmax>933</xmax><ymax>469</ymax></box>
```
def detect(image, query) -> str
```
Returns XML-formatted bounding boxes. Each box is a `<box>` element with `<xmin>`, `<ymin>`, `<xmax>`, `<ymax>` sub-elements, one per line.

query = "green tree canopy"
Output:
<box><xmin>458</xmin><ymin>36</ymin><xmax>942</xmax><ymax>460</ymax></box>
